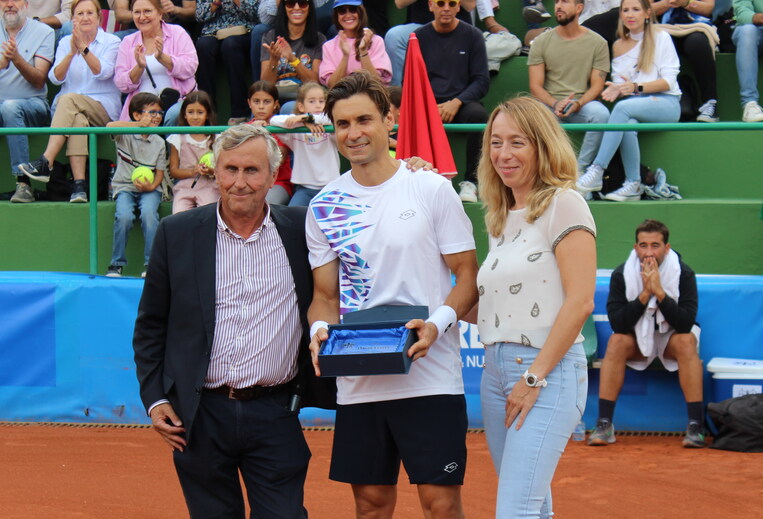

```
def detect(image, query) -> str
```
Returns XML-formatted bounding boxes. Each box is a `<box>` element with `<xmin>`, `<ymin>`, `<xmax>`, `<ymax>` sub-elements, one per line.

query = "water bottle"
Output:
<box><xmin>572</xmin><ymin>420</ymin><xmax>586</xmax><ymax>442</ymax></box>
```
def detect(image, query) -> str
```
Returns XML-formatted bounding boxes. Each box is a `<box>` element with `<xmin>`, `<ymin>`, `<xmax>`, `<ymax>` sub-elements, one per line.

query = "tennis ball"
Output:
<box><xmin>199</xmin><ymin>152</ymin><xmax>214</xmax><ymax>168</ymax></box>
<box><xmin>131</xmin><ymin>166</ymin><xmax>154</xmax><ymax>184</ymax></box>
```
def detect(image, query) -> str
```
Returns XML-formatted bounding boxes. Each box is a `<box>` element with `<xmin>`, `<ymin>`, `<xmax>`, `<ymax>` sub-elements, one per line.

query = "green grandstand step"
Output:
<box><xmin>465</xmin><ymin>198</ymin><xmax>763</xmax><ymax>275</ymax></box>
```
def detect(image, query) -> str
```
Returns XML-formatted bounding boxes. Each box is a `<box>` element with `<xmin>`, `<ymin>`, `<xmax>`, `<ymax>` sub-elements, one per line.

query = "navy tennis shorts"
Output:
<box><xmin>329</xmin><ymin>394</ymin><xmax>468</xmax><ymax>486</ymax></box>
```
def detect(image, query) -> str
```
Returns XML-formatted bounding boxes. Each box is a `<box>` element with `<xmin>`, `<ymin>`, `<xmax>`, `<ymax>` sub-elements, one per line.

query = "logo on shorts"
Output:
<box><xmin>399</xmin><ymin>209</ymin><xmax>416</xmax><ymax>220</ymax></box>
<box><xmin>444</xmin><ymin>462</ymin><xmax>458</xmax><ymax>473</ymax></box>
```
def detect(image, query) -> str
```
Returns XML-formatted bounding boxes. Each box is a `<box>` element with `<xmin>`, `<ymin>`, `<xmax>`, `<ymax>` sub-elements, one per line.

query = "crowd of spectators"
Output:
<box><xmin>3</xmin><ymin>0</ymin><xmax>756</xmax><ymax>210</ymax></box>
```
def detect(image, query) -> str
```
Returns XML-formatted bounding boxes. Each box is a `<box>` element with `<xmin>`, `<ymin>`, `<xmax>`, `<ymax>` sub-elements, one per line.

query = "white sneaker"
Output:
<box><xmin>576</xmin><ymin>164</ymin><xmax>604</xmax><ymax>193</ymax></box>
<box><xmin>602</xmin><ymin>181</ymin><xmax>643</xmax><ymax>202</ymax></box>
<box><xmin>742</xmin><ymin>101</ymin><xmax>763</xmax><ymax>122</ymax></box>
<box><xmin>458</xmin><ymin>181</ymin><xmax>478</xmax><ymax>203</ymax></box>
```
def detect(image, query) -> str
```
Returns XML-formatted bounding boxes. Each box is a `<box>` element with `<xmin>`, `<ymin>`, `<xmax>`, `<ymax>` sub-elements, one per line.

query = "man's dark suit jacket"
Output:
<box><xmin>133</xmin><ymin>203</ymin><xmax>336</xmax><ymax>443</ymax></box>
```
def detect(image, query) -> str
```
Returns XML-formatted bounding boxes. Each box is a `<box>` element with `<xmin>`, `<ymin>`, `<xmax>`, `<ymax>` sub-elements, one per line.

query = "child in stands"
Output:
<box><xmin>105</xmin><ymin>93</ymin><xmax>167</xmax><ymax>278</ymax></box>
<box><xmin>167</xmin><ymin>91</ymin><xmax>218</xmax><ymax>214</ymax></box>
<box><xmin>268</xmin><ymin>81</ymin><xmax>339</xmax><ymax>206</ymax></box>
<box><xmin>246</xmin><ymin>80</ymin><xmax>293</xmax><ymax>205</ymax></box>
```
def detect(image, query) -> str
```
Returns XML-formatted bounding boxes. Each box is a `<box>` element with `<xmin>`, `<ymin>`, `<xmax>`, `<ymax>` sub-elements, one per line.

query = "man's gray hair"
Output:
<box><xmin>212</xmin><ymin>124</ymin><xmax>282</xmax><ymax>174</ymax></box>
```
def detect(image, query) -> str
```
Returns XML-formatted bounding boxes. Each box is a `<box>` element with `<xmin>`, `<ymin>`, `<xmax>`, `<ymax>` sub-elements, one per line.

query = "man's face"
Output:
<box><xmin>215</xmin><ymin>137</ymin><xmax>276</xmax><ymax>221</ymax></box>
<box><xmin>555</xmin><ymin>0</ymin><xmax>580</xmax><ymax>26</ymax></box>
<box><xmin>635</xmin><ymin>231</ymin><xmax>670</xmax><ymax>266</ymax></box>
<box><xmin>1</xmin><ymin>0</ymin><xmax>27</xmax><ymax>29</ymax></box>
<box><xmin>332</xmin><ymin>93</ymin><xmax>394</xmax><ymax>167</ymax></box>
<box><xmin>429</xmin><ymin>0</ymin><xmax>460</xmax><ymax>30</ymax></box>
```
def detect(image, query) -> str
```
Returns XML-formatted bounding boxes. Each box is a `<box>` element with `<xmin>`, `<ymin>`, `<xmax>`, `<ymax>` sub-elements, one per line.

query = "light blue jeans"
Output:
<box><xmin>732</xmin><ymin>24</ymin><xmax>763</xmax><ymax>106</ymax></box>
<box><xmin>592</xmin><ymin>94</ymin><xmax>680</xmax><ymax>183</ymax></box>
<box><xmin>0</xmin><ymin>97</ymin><xmax>50</xmax><ymax>177</ymax></box>
<box><xmin>111</xmin><ymin>190</ymin><xmax>162</xmax><ymax>266</ymax></box>
<box><xmin>384</xmin><ymin>23</ymin><xmax>422</xmax><ymax>86</ymax></box>
<box><xmin>562</xmin><ymin>100</ymin><xmax>610</xmax><ymax>170</ymax></box>
<box><xmin>288</xmin><ymin>185</ymin><xmax>320</xmax><ymax>207</ymax></box>
<box><xmin>481</xmin><ymin>342</ymin><xmax>587</xmax><ymax>519</ymax></box>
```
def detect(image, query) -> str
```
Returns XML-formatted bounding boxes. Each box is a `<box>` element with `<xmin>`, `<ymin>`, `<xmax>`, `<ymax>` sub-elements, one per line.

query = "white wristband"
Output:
<box><xmin>310</xmin><ymin>320</ymin><xmax>329</xmax><ymax>339</ymax></box>
<box><xmin>425</xmin><ymin>305</ymin><xmax>457</xmax><ymax>340</ymax></box>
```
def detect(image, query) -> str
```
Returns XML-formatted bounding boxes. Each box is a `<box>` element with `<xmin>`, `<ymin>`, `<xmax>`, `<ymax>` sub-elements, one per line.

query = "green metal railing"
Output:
<box><xmin>3</xmin><ymin>121</ymin><xmax>762</xmax><ymax>274</ymax></box>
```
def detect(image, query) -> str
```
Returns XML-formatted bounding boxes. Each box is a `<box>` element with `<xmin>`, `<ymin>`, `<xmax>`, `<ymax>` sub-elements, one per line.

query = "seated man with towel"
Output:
<box><xmin>589</xmin><ymin>219</ymin><xmax>706</xmax><ymax>448</ymax></box>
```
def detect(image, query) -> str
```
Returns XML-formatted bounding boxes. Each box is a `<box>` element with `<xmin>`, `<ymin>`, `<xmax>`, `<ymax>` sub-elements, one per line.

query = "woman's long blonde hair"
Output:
<box><xmin>616</xmin><ymin>0</ymin><xmax>657</xmax><ymax>74</ymax></box>
<box><xmin>477</xmin><ymin>96</ymin><xmax>577</xmax><ymax>238</ymax></box>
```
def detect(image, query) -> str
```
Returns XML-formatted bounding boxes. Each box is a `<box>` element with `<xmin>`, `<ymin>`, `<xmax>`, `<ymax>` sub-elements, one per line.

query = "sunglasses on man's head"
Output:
<box><xmin>284</xmin><ymin>0</ymin><xmax>309</xmax><ymax>8</ymax></box>
<box><xmin>336</xmin><ymin>5</ymin><xmax>358</xmax><ymax>14</ymax></box>
<box><xmin>435</xmin><ymin>0</ymin><xmax>459</xmax><ymax>6</ymax></box>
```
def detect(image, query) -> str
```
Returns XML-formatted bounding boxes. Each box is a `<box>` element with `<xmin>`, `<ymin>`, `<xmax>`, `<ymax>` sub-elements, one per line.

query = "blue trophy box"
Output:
<box><xmin>318</xmin><ymin>305</ymin><xmax>428</xmax><ymax>377</ymax></box>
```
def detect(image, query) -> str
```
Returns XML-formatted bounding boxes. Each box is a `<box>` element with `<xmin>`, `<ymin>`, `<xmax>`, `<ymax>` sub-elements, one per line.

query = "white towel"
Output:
<box><xmin>623</xmin><ymin>248</ymin><xmax>681</xmax><ymax>359</ymax></box>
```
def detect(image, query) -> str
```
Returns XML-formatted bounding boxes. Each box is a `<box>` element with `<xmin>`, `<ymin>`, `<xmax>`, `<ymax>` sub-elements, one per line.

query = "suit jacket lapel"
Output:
<box><xmin>195</xmin><ymin>204</ymin><xmax>218</xmax><ymax>346</ymax></box>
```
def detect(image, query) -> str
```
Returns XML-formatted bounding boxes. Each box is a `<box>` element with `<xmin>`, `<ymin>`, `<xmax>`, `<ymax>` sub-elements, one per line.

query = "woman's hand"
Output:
<box><xmin>505</xmin><ymin>379</ymin><xmax>541</xmax><ymax>430</ymax></box>
<box><xmin>275</xmin><ymin>36</ymin><xmax>294</xmax><ymax>60</ymax></box>
<box><xmin>134</xmin><ymin>44</ymin><xmax>147</xmax><ymax>68</ymax></box>
<box><xmin>338</xmin><ymin>30</ymin><xmax>351</xmax><ymax>56</ymax></box>
<box><xmin>358</xmin><ymin>27</ymin><xmax>373</xmax><ymax>53</ymax></box>
<box><xmin>403</xmin><ymin>156</ymin><xmax>437</xmax><ymax>173</ymax></box>
<box><xmin>154</xmin><ymin>35</ymin><xmax>164</xmax><ymax>61</ymax></box>
<box><xmin>601</xmin><ymin>81</ymin><xmax>622</xmax><ymax>102</ymax></box>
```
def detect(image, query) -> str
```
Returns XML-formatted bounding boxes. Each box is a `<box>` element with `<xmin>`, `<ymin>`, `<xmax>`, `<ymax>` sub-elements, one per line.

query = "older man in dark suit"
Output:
<box><xmin>133</xmin><ymin>124</ymin><xmax>335</xmax><ymax>518</ymax></box>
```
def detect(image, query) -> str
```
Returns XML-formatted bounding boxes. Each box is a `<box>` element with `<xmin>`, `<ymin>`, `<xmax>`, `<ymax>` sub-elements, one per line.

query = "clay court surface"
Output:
<box><xmin>1</xmin><ymin>424</ymin><xmax>759</xmax><ymax>518</ymax></box>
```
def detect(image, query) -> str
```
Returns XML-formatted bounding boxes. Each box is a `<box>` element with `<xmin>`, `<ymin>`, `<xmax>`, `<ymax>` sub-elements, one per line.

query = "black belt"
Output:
<box><xmin>205</xmin><ymin>382</ymin><xmax>291</xmax><ymax>401</ymax></box>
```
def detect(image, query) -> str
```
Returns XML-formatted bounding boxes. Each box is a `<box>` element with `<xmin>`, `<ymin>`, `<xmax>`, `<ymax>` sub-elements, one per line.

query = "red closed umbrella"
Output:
<box><xmin>395</xmin><ymin>33</ymin><xmax>458</xmax><ymax>178</ymax></box>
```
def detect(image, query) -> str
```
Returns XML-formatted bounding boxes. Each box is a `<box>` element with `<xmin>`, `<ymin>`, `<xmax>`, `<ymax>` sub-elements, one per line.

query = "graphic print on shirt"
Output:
<box><xmin>311</xmin><ymin>190</ymin><xmax>374</xmax><ymax>313</ymax></box>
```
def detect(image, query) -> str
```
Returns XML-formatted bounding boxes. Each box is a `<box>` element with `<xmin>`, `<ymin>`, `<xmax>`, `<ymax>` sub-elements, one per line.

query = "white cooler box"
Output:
<box><xmin>707</xmin><ymin>357</ymin><xmax>763</xmax><ymax>401</ymax></box>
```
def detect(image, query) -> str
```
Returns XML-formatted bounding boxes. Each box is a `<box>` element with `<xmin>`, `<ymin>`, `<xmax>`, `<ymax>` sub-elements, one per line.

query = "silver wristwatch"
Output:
<box><xmin>522</xmin><ymin>370</ymin><xmax>548</xmax><ymax>388</ymax></box>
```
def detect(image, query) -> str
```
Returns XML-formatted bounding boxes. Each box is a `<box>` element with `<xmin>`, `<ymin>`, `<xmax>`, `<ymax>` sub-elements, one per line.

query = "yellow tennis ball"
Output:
<box><xmin>199</xmin><ymin>152</ymin><xmax>214</xmax><ymax>168</ymax></box>
<box><xmin>131</xmin><ymin>166</ymin><xmax>154</xmax><ymax>184</ymax></box>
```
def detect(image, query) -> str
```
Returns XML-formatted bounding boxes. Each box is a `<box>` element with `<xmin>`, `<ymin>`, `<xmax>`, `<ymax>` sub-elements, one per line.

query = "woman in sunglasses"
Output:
<box><xmin>260</xmin><ymin>0</ymin><xmax>325</xmax><ymax>110</ymax></box>
<box><xmin>319</xmin><ymin>0</ymin><xmax>391</xmax><ymax>88</ymax></box>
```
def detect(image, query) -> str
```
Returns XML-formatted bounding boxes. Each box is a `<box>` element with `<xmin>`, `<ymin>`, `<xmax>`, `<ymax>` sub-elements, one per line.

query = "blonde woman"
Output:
<box><xmin>474</xmin><ymin>96</ymin><xmax>596</xmax><ymax>518</ymax></box>
<box><xmin>576</xmin><ymin>0</ymin><xmax>681</xmax><ymax>201</ymax></box>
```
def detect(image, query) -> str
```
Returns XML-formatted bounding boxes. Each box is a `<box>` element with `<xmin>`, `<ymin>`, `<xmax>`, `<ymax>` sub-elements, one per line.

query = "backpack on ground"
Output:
<box><xmin>707</xmin><ymin>393</ymin><xmax>763</xmax><ymax>452</ymax></box>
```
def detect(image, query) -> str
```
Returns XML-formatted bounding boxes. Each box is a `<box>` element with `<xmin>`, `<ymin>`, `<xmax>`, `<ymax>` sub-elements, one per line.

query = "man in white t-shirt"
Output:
<box><xmin>306</xmin><ymin>71</ymin><xmax>478</xmax><ymax>518</ymax></box>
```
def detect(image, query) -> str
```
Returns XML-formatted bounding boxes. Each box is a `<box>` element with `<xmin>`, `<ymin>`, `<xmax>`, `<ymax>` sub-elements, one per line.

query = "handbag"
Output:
<box><xmin>215</xmin><ymin>25</ymin><xmax>250</xmax><ymax>40</ymax></box>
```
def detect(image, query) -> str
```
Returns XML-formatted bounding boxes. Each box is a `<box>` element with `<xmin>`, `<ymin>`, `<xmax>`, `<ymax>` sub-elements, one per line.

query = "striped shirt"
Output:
<box><xmin>204</xmin><ymin>203</ymin><xmax>301</xmax><ymax>389</ymax></box>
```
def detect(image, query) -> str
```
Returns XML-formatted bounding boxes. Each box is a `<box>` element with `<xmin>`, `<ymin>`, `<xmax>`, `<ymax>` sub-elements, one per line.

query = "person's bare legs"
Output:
<box><xmin>664</xmin><ymin>332</ymin><xmax>703</xmax><ymax>403</ymax></box>
<box><xmin>352</xmin><ymin>484</ymin><xmax>396</xmax><ymax>519</ymax></box>
<box><xmin>417</xmin><ymin>484</ymin><xmax>463</xmax><ymax>519</ymax></box>
<box><xmin>41</xmin><ymin>135</ymin><xmax>68</xmax><ymax>169</ymax></box>
<box><xmin>69</xmin><ymin>155</ymin><xmax>87</xmax><ymax>181</ymax></box>
<box><xmin>598</xmin><ymin>333</ymin><xmax>642</xmax><ymax>401</ymax></box>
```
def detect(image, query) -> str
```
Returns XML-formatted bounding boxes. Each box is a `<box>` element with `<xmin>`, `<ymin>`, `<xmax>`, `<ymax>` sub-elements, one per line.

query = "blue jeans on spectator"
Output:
<box><xmin>250</xmin><ymin>22</ymin><xmax>273</xmax><ymax>84</ymax></box>
<box><xmin>481</xmin><ymin>342</ymin><xmax>587</xmax><ymax>519</ymax></box>
<box><xmin>384</xmin><ymin>23</ymin><xmax>422</xmax><ymax>86</ymax></box>
<box><xmin>592</xmin><ymin>94</ymin><xmax>680</xmax><ymax>182</ymax></box>
<box><xmin>0</xmin><ymin>97</ymin><xmax>50</xmax><ymax>177</ymax></box>
<box><xmin>288</xmin><ymin>185</ymin><xmax>320</xmax><ymax>206</ymax></box>
<box><xmin>111</xmin><ymin>190</ymin><xmax>162</xmax><ymax>267</ymax></box>
<box><xmin>561</xmin><ymin>100</ymin><xmax>609</xmax><ymax>170</ymax></box>
<box><xmin>732</xmin><ymin>24</ymin><xmax>763</xmax><ymax>106</ymax></box>
<box><xmin>163</xmin><ymin>100</ymin><xmax>183</xmax><ymax>127</ymax></box>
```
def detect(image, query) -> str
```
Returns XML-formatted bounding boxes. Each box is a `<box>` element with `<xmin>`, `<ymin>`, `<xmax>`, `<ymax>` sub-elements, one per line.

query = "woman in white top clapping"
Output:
<box><xmin>18</xmin><ymin>0</ymin><xmax>122</xmax><ymax>203</ymax></box>
<box><xmin>576</xmin><ymin>0</ymin><xmax>681</xmax><ymax>202</ymax></box>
